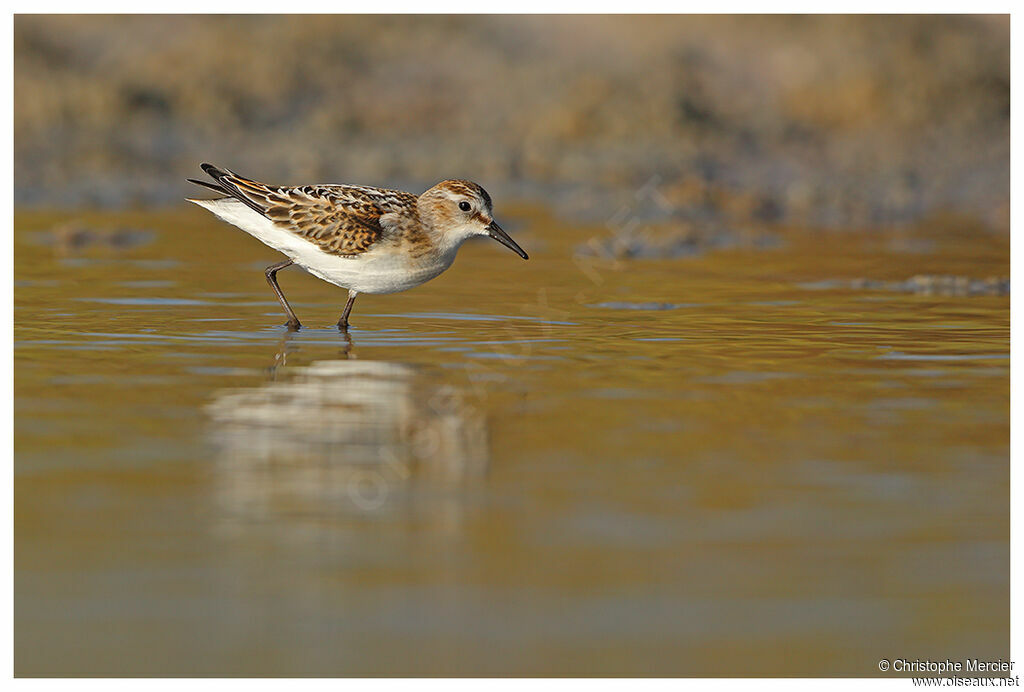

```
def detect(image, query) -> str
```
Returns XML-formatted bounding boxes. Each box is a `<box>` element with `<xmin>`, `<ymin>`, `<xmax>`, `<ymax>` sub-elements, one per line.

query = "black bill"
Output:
<box><xmin>486</xmin><ymin>220</ymin><xmax>529</xmax><ymax>260</ymax></box>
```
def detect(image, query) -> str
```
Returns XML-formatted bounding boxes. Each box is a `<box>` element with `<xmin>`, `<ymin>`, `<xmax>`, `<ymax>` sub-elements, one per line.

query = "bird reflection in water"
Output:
<box><xmin>205</xmin><ymin>333</ymin><xmax>489</xmax><ymax>533</ymax></box>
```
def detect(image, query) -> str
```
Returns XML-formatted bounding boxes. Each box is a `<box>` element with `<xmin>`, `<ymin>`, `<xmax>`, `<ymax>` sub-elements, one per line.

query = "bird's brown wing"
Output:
<box><xmin>196</xmin><ymin>163</ymin><xmax>417</xmax><ymax>257</ymax></box>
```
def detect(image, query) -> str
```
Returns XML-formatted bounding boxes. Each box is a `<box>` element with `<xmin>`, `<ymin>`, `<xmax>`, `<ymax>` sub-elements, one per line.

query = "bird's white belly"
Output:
<box><xmin>305</xmin><ymin>250</ymin><xmax>452</xmax><ymax>295</ymax></box>
<box><xmin>191</xmin><ymin>198</ymin><xmax>453</xmax><ymax>294</ymax></box>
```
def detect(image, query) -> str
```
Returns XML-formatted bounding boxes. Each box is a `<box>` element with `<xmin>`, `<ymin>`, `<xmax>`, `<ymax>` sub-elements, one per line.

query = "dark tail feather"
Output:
<box><xmin>186</xmin><ymin>178</ymin><xmax>229</xmax><ymax>195</ymax></box>
<box><xmin>200</xmin><ymin>162</ymin><xmax>230</xmax><ymax>180</ymax></box>
<box><xmin>196</xmin><ymin>162</ymin><xmax>269</xmax><ymax>218</ymax></box>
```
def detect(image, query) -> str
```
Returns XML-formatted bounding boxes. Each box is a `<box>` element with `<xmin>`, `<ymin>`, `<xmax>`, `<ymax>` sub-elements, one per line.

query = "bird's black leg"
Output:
<box><xmin>265</xmin><ymin>260</ymin><xmax>302</xmax><ymax>330</ymax></box>
<box><xmin>338</xmin><ymin>290</ymin><xmax>358</xmax><ymax>331</ymax></box>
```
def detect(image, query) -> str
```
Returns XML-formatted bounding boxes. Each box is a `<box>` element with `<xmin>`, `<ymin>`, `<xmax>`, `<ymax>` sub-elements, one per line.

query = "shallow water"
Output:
<box><xmin>15</xmin><ymin>208</ymin><xmax>1009</xmax><ymax>676</ymax></box>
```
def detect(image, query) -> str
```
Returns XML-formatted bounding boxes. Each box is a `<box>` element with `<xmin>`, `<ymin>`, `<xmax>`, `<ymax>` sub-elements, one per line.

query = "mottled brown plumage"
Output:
<box><xmin>195</xmin><ymin>163</ymin><xmax>419</xmax><ymax>257</ymax></box>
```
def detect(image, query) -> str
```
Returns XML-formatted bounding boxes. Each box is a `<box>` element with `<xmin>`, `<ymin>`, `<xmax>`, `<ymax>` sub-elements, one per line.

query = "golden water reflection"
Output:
<box><xmin>13</xmin><ymin>208</ymin><xmax>1009</xmax><ymax>675</ymax></box>
<box><xmin>206</xmin><ymin>338</ymin><xmax>488</xmax><ymax>532</ymax></box>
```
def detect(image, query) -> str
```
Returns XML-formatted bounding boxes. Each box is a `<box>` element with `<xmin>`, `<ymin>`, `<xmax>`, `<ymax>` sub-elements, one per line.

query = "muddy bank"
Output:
<box><xmin>15</xmin><ymin>15</ymin><xmax>1008</xmax><ymax>232</ymax></box>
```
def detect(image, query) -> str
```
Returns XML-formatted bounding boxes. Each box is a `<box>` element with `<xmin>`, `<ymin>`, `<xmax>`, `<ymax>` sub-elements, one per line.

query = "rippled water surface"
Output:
<box><xmin>15</xmin><ymin>208</ymin><xmax>1009</xmax><ymax>675</ymax></box>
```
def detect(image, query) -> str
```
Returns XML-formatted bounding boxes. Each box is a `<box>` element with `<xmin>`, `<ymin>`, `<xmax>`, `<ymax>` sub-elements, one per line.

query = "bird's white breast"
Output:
<box><xmin>190</xmin><ymin>198</ymin><xmax>456</xmax><ymax>294</ymax></box>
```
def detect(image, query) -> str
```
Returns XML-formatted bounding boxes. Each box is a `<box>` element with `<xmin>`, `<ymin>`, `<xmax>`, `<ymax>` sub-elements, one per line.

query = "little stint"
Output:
<box><xmin>187</xmin><ymin>163</ymin><xmax>528</xmax><ymax>330</ymax></box>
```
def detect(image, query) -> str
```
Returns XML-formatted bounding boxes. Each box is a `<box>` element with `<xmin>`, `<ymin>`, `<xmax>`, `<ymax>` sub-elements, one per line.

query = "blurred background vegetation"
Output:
<box><xmin>14</xmin><ymin>15</ymin><xmax>1009</xmax><ymax>233</ymax></box>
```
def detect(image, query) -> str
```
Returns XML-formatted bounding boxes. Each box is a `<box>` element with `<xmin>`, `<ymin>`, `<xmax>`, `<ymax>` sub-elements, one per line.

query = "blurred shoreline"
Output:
<box><xmin>15</xmin><ymin>15</ymin><xmax>1009</xmax><ymax>232</ymax></box>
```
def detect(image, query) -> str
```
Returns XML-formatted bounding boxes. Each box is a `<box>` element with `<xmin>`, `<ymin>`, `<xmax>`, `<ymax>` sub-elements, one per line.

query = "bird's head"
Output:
<box><xmin>418</xmin><ymin>180</ymin><xmax>528</xmax><ymax>259</ymax></box>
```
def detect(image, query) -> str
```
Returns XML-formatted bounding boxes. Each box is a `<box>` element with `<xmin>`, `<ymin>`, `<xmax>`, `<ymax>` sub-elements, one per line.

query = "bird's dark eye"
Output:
<box><xmin>458</xmin><ymin>201</ymin><xmax>471</xmax><ymax>212</ymax></box>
